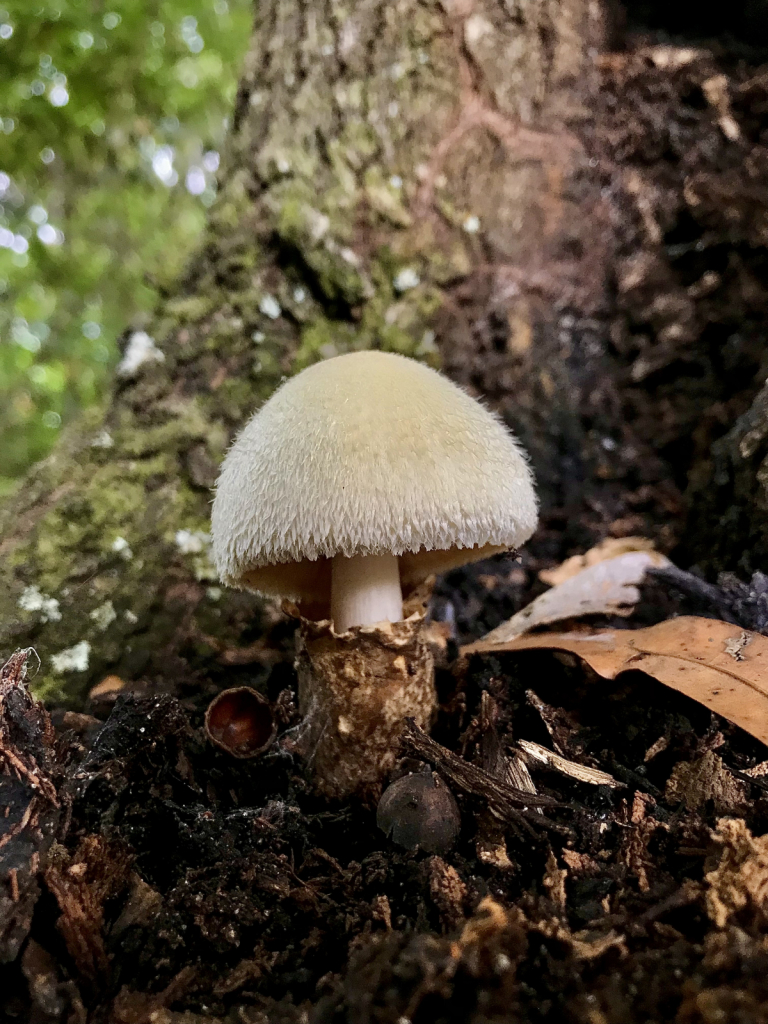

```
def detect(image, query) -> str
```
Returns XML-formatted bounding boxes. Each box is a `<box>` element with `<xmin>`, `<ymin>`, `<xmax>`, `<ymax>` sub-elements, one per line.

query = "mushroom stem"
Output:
<box><xmin>331</xmin><ymin>552</ymin><xmax>403</xmax><ymax>632</ymax></box>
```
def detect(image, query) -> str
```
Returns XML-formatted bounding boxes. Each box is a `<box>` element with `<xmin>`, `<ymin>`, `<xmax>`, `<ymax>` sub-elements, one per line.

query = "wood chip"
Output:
<box><xmin>705</xmin><ymin>818</ymin><xmax>768</xmax><ymax>929</ymax></box>
<box><xmin>517</xmin><ymin>739</ymin><xmax>625</xmax><ymax>788</ymax></box>
<box><xmin>665</xmin><ymin>751</ymin><xmax>747</xmax><ymax>814</ymax></box>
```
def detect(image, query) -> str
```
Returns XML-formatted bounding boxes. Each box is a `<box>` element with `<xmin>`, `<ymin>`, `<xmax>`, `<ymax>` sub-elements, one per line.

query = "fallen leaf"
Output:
<box><xmin>482</xmin><ymin>551</ymin><xmax>670</xmax><ymax>644</ymax></box>
<box><xmin>463</xmin><ymin>617</ymin><xmax>768</xmax><ymax>746</ymax></box>
<box><xmin>539</xmin><ymin>536</ymin><xmax>660</xmax><ymax>586</ymax></box>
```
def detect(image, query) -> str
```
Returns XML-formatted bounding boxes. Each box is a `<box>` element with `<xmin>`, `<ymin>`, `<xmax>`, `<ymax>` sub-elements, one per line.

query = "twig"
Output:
<box><xmin>517</xmin><ymin>739</ymin><xmax>625</xmax><ymax>789</ymax></box>
<box><xmin>400</xmin><ymin>719</ymin><xmax>573</xmax><ymax>838</ymax></box>
<box><xmin>647</xmin><ymin>565</ymin><xmax>739</xmax><ymax>623</ymax></box>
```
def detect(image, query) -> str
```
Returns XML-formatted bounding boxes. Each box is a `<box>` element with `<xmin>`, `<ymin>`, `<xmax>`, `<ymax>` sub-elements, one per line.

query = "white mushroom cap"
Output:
<box><xmin>211</xmin><ymin>351</ymin><xmax>538</xmax><ymax>604</ymax></box>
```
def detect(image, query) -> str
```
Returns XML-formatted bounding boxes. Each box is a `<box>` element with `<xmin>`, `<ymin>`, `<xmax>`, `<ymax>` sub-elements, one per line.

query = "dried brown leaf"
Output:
<box><xmin>464</xmin><ymin>617</ymin><xmax>768</xmax><ymax>746</ymax></box>
<box><xmin>482</xmin><ymin>551</ymin><xmax>670</xmax><ymax>643</ymax></box>
<box><xmin>539</xmin><ymin>536</ymin><xmax>660</xmax><ymax>586</ymax></box>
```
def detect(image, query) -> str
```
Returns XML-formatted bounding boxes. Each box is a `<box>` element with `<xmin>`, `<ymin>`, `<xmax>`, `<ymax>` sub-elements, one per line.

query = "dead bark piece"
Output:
<box><xmin>111</xmin><ymin>872</ymin><xmax>163</xmax><ymax>938</ymax></box>
<box><xmin>44</xmin><ymin>835</ymin><xmax>132</xmax><ymax>987</ymax></box>
<box><xmin>620</xmin><ymin>792</ymin><xmax>669</xmax><ymax>894</ymax></box>
<box><xmin>0</xmin><ymin>650</ymin><xmax>60</xmax><ymax>964</ymax></box>
<box><xmin>294</xmin><ymin>615</ymin><xmax>436</xmax><ymax>801</ymax></box>
<box><xmin>705</xmin><ymin>818</ymin><xmax>768</xmax><ymax>929</ymax></box>
<box><xmin>475</xmin><ymin>692</ymin><xmax>539</xmax><ymax>867</ymax></box>
<box><xmin>665</xmin><ymin>751</ymin><xmax>748</xmax><ymax>814</ymax></box>
<box><xmin>525</xmin><ymin>690</ymin><xmax>581</xmax><ymax>757</ymax></box>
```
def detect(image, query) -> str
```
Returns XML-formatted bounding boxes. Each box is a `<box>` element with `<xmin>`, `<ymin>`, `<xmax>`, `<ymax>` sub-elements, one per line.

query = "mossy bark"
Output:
<box><xmin>0</xmin><ymin>0</ymin><xmax>606</xmax><ymax>703</ymax></box>
<box><xmin>2</xmin><ymin>0</ymin><xmax>767</xmax><ymax>703</ymax></box>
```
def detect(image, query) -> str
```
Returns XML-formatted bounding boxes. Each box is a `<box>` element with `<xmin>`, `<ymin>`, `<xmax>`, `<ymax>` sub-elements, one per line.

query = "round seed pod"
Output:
<box><xmin>204</xmin><ymin>687</ymin><xmax>276</xmax><ymax>759</ymax></box>
<box><xmin>377</xmin><ymin>771</ymin><xmax>461</xmax><ymax>854</ymax></box>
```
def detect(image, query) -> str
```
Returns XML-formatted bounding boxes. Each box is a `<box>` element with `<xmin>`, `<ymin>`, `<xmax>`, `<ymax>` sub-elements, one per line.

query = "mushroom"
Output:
<box><xmin>211</xmin><ymin>350</ymin><xmax>537</xmax><ymax>798</ymax></box>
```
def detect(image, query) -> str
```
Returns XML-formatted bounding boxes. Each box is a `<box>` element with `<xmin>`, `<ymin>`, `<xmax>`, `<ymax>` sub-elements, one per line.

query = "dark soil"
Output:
<box><xmin>3</xmin><ymin>574</ymin><xmax>768</xmax><ymax>1024</ymax></box>
<box><xmin>3</xmin><ymin>6</ymin><xmax>768</xmax><ymax>1024</ymax></box>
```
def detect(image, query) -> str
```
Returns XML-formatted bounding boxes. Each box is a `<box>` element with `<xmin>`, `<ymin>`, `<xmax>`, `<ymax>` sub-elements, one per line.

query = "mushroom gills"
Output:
<box><xmin>331</xmin><ymin>552</ymin><xmax>403</xmax><ymax>632</ymax></box>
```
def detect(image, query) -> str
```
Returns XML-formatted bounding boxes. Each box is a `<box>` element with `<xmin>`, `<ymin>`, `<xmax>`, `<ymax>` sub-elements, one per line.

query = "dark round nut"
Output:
<box><xmin>204</xmin><ymin>687</ymin><xmax>276</xmax><ymax>758</ymax></box>
<box><xmin>377</xmin><ymin>772</ymin><xmax>460</xmax><ymax>854</ymax></box>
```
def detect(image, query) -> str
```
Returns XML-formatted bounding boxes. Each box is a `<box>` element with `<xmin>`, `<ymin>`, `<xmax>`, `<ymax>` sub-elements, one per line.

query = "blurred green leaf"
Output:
<box><xmin>0</xmin><ymin>0</ymin><xmax>252</xmax><ymax>493</ymax></box>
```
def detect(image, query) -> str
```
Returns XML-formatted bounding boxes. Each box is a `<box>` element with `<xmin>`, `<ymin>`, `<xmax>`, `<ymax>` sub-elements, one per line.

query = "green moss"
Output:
<box><xmin>0</xmin><ymin>2</ymin><xmax>467</xmax><ymax>709</ymax></box>
<box><xmin>164</xmin><ymin>294</ymin><xmax>220</xmax><ymax>324</ymax></box>
<box><xmin>293</xmin><ymin>317</ymin><xmax>359</xmax><ymax>370</ymax></box>
<box><xmin>111</xmin><ymin>401</ymin><xmax>211</xmax><ymax>459</ymax></box>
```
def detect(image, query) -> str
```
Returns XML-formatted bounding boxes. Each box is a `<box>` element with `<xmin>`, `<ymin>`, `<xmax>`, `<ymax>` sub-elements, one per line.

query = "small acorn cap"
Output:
<box><xmin>212</xmin><ymin>351</ymin><xmax>537</xmax><ymax>629</ymax></box>
<box><xmin>204</xmin><ymin>687</ymin><xmax>276</xmax><ymax>758</ymax></box>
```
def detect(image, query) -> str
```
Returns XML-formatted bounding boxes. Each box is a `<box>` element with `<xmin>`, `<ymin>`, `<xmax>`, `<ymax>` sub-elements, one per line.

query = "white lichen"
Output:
<box><xmin>175</xmin><ymin>529</ymin><xmax>210</xmax><ymax>554</ymax></box>
<box><xmin>51</xmin><ymin>641</ymin><xmax>91</xmax><ymax>674</ymax></box>
<box><xmin>340</xmin><ymin>247</ymin><xmax>360</xmax><ymax>266</ymax></box>
<box><xmin>90</xmin><ymin>429</ymin><xmax>114</xmax><ymax>448</ymax></box>
<box><xmin>206</xmin><ymin>586</ymin><xmax>222</xmax><ymax>602</ymax></box>
<box><xmin>464</xmin><ymin>14</ymin><xmax>494</xmax><ymax>45</ymax></box>
<box><xmin>18</xmin><ymin>585</ymin><xmax>61</xmax><ymax>623</ymax></box>
<box><xmin>259</xmin><ymin>295</ymin><xmax>281</xmax><ymax>320</ymax></box>
<box><xmin>89</xmin><ymin>601</ymin><xmax>117</xmax><ymax>631</ymax></box>
<box><xmin>393</xmin><ymin>267</ymin><xmax>420</xmax><ymax>292</ymax></box>
<box><xmin>117</xmin><ymin>331</ymin><xmax>165</xmax><ymax>377</ymax></box>
<box><xmin>124</xmin><ymin>609</ymin><xmax>139</xmax><ymax>624</ymax></box>
<box><xmin>307</xmin><ymin>209</ymin><xmax>330</xmax><ymax>241</ymax></box>
<box><xmin>111</xmin><ymin>536</ymin><xmax>133</xmax><ymax>560</ymax></box>
<box><xmin>175</xmin><ymin>530</ymin><xmax>215</xmax><ymax>580</ymax></box>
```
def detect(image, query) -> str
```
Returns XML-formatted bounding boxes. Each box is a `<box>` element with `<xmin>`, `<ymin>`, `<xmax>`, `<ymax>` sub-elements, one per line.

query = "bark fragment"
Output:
<box><xmin>0</xmin><ymin>650</ymin><xmax>60</xmax><ymax>963</ymax></box>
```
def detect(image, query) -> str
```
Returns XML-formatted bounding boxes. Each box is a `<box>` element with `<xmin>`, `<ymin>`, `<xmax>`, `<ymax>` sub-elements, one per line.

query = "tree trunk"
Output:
<box><xmin>2</xmin><ymin>0</ymin><xmax>767</xmax><ymax>703</ymax></box>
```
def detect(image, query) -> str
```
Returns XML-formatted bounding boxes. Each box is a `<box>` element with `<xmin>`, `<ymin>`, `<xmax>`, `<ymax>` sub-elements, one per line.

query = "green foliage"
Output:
<box><xmin>0</xmin><ymin>0</ymin><xmax>251</xmax><ymax>493</ymax></box>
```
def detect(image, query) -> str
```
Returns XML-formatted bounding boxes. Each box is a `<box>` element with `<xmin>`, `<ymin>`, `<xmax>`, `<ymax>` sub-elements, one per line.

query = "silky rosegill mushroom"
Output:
<box><xmin>211</xmin><ymin>350</ymin><xmax>538</xmax><ymax>799</ymax></box>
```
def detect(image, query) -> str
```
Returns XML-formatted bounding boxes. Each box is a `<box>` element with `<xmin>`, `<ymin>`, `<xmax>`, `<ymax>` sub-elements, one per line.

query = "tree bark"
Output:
<box><xmin>2</xmin><ymin>0</ymin><xmax>767</xmax><ymax>702</ymax></box>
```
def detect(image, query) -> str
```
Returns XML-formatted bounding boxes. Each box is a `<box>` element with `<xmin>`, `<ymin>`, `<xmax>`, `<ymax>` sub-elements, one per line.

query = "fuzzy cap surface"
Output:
<box><xmin>211</xmin><ymin>351</ymin><xmax>538</xmax><ymax>601</ymax></box>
